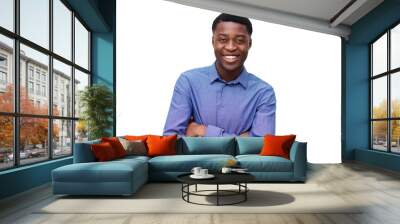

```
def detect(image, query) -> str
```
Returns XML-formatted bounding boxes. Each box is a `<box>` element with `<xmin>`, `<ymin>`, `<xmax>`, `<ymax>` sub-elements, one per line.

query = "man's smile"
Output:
<box><xmin>222</xmin><ymin>55</ymin><xmax>239</xmax><ymax>63</ymax></box>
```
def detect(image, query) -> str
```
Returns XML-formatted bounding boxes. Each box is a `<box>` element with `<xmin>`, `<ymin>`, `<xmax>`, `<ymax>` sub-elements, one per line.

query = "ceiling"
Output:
<box><xmin>165</xmin><ymin>0</ymin><xmax>384</xmax><ymax>39</ymax></box>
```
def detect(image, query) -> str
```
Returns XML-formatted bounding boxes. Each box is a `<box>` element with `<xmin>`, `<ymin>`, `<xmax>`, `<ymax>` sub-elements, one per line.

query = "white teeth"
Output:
<box><xmin>223</xmin><ymin>56</ymin><xmax>238</xmax><ymax>62</ymax></box>
<box><xmin>224</xmin><ymin>56</ymin><xmax>237</xmax><ymax>59</ymax></box>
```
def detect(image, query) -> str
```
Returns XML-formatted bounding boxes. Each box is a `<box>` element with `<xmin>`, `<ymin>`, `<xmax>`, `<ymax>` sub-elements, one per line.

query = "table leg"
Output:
<box><xmin>181</xmin><ymin>184</ymin><xmax>183</xmax><ymax>199</ymax></box>
<box><xmin>217</xmin><ymin>184</ymin><xmax>219</xmax><ymax>206</ymax></box>
<box><xmin>195</xmin><ymin>184</ymin><xmax>197</xmax><ymax>192</ymax></box>
<box><xmin>187</xmin><ymin>184</ymin><xmax>190</xmax><ymax>202</ymax></box>
<box><xmin>245</xmin><ymin>183</ymin><xmax>247</xmax><ymax>201</ymax></box>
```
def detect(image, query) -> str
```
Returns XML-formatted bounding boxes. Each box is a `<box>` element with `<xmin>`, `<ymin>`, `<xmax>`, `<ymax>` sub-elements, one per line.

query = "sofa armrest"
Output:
<box><xmin>289</xmin><ymin>141</ymin><xmax>307</xmax><ymax>181</ymax></box>
<box><xmin>73</xmin><ymin>140</ymin><xmax>100</xmax><ymax>163</ymax></box>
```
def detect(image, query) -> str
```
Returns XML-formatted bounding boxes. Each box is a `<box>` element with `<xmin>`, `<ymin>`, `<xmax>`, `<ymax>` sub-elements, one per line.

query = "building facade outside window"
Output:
<box><xmin>0</xmin><ymin>54</ymin><xmax>7</xmax><ymax>91</ymax></box>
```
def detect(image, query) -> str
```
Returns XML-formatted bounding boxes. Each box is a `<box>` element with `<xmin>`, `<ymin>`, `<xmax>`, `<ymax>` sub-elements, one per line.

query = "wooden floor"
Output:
<box><xmin>1</xmin><ymin>162</ymin><xmax>400</xmax><ymax>224</ymax></box>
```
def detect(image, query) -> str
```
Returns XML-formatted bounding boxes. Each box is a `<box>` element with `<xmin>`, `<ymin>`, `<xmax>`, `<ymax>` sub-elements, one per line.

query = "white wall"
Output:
<box><xmin>117</xmin><ymin>0</ymin><xmax>341</xmax><ymax>163</ymax></box>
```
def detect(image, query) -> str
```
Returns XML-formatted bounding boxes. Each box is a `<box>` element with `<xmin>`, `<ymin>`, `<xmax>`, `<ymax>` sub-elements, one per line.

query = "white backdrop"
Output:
<box><xmin>116</xmin><ymin>0</ymin><xmax>341</xmax><ymax>163</ymax></box>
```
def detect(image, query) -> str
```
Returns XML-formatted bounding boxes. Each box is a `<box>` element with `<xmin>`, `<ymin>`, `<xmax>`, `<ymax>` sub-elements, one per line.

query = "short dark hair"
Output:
<box><xmin>212</xmin><ymin>13</ymin><xmax>253</xmax><ymax>35</ymax></box>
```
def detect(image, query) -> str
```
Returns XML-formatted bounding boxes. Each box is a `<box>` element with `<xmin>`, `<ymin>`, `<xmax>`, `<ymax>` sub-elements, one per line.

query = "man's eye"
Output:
<box><xmin>236</xmin><ymin>39</ymin><xmax>245</xmax><ymax>44</ymax></box>
<box><xmin>219</xmin><ymin>39</ymin><xmax>227</xmax><ymax>43</ymax></box>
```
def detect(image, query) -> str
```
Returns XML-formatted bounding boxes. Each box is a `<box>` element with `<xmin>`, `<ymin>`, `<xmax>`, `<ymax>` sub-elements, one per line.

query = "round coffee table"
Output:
<box><xmin>177</xmin><ymin>172</ymin><xmax>255</xmax><ymax>206</ymax></box>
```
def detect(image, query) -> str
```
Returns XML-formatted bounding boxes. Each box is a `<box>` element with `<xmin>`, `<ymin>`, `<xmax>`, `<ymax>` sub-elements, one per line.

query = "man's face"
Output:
<box><xmin>212</xmin><ymin>21</ymin><xmax>252</xmax><ymax>76</ymax></box>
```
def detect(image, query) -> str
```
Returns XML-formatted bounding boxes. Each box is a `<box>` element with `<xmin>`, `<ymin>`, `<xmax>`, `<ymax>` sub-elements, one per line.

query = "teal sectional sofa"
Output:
<box><xmin>52</xmin><ymin>137</ymin><xmax>307</xmax><ymax>196</ymax></box>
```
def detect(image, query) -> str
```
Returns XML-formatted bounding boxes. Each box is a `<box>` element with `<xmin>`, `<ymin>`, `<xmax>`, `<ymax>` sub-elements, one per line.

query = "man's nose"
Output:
<box><xmin>225</xmin><ymin>40</ymin><xmax>237</xmax><ymax>51</ymax></box>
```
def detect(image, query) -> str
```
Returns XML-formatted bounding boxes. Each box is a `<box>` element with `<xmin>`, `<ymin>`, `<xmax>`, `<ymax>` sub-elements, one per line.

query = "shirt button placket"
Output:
<box><xmin>218</xmin><ymin>85</ymin><xmax>225</xmax><ymax>127</ymax></box>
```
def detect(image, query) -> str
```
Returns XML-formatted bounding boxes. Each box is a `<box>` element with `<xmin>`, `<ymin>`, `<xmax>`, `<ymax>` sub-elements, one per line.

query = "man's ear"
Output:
<box><xmin>212</xmin><ymin>35</ymin><xmax>215</xmax><ymax>45</ymax></box>
<box><xmin>249</xmin><ymin>38</ymin><xmax>252</xmax><ymax>48</ymax></box>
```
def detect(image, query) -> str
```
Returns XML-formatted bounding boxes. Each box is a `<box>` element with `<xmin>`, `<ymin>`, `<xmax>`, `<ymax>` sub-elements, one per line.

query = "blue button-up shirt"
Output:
<box><xmin>163</xmin><ymin>63</ymin><xmax>276</xmax><ymax>137</ymax></box>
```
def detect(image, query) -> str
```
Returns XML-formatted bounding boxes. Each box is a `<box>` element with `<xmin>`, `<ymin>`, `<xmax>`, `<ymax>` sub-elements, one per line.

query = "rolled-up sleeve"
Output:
<box><xmin>163</xmin><ymin>75</ymin><xmax>192</xmax><ymax>136</ymax></box>
<box><xmin>249</xmin><ymin>88</ymin><xmax>276</xmax><ymax>137</ymax></box>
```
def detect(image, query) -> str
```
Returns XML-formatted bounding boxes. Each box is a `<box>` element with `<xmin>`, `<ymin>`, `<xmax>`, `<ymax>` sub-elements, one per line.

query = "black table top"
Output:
<box><xmin>177</xmin><ymin>172</ymin><xmax>255</xmax><ymax>185</ymax></box>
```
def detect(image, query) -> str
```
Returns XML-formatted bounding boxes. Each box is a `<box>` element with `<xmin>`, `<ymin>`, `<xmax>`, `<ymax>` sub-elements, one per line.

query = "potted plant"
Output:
<box><xmin>79</xmin><ymin>84</ymin><xmax>114</xmax><ymax>140</ymax></box>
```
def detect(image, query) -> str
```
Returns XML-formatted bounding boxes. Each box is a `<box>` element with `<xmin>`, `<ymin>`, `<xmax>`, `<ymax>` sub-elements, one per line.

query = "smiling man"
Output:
<box><xmin>163</xmin><ymin>13</ymin><xmax>276</xmax><ymax>137</ymax></box>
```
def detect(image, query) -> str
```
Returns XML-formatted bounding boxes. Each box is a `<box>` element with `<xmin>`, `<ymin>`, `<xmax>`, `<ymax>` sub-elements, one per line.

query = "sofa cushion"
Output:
<box><xmin>180</xmin><ymin>137</ymin><xmax>235</xmax><ymax>155</ymax></box>
<box><xmin>236</xmin><ymin>155</ymin><xmax>293</xmax><ymax>172</ymax></box>
<box><xmin>53</xmin><ymin>159</ymin><xmax>147</xmax><ymax>183</ymax></box>
<box><xmin>148</xmin><ymin>154</ymin><xmax>235</xmax><ymax>172</ymax></box>
<box><xmin>236</xmin><ymin>137</ymin><xmax>264</xmax><ymax>155</ymax></box>
<box><xmin>116</xmin><ymin>155</ymin><xmax>150</xmax><ymax>163</ymax></box>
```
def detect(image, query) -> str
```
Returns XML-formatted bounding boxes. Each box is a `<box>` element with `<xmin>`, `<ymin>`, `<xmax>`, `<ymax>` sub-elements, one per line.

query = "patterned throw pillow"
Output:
<box><xmin>118</xmin><ymin>137</ymin><xmax>147</xmax><ymax>156</ymax></box>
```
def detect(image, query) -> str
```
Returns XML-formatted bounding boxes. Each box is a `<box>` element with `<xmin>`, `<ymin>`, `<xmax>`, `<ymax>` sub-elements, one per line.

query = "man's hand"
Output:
<box><xmin>186</xmin><ymin>121</ymin><xmax>206</xmax><ymax>137</ymax></box>
<box><xmin>239</xmin><ymin>131</ymin><xmax>250</xmax><ymax>137</ymax></box>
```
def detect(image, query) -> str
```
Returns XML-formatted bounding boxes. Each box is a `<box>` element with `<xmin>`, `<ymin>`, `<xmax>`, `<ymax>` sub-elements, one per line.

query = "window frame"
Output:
<box><xmin>370</xmin><ymin>20</ymin><xmax>400</xmax><ymax>154</ymax></box>
<box><xmin>0</xmin><ymin>0</ymin><xmax>92</xmax><ymax>171</ymax></box>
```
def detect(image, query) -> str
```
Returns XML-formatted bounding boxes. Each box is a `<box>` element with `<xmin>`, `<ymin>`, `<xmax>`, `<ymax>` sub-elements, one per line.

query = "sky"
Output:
<box><xmin>117</xmin><ymin>0</ymin><xmax>342</xmax><ymax>163</ymax></box>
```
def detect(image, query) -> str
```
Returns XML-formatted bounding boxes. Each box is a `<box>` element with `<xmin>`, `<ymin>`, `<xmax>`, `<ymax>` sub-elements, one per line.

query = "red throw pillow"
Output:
<box><xmin>260</xmin><ymin>135</ymin><xmax>296</xmax><ymax>159</ymax></box>
<box><xmin>91</xmin><ymin>142</ymin><xmax>117</xmax><ymax>161</ymax></box>
<box><xmin>146</xmin><ymin>135</ymin><xmax>177</xmax><ymax>157</ymax></box>
<box><xmin>101</xmin><ymin>137</ymin><xmax>127</xmax><ymax>158</ymax></box>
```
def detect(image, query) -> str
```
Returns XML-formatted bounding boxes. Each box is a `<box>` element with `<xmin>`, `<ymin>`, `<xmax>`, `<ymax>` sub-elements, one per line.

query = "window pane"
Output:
<box><xmin>74</xmin><ymin>69</ymin><xmax>89</xmax><ymax>118</ymax></box>
<box><xmin>20</xmin><ymin>44</ymin><xmax>49</xmax><ymax>115</ymax></box>
<box><xmin>53</xmin><ymin>0</ymin><xmax>72</xmax><ymax>60</ymax></box>
<box><xmin>391</xmin><ymin>72</ymin><xmax>400</xmax><ymax>117</ymax></box>
<box><xmin>20</xmin><ymin>117</ymin><xmax>49</xmax><ymax>165</ymax></box>
<box><xmin>372</xmin><ymin>121</ymin><xmax>387</xmax><ymax>151</ymax></box>
<box><xmin>53</xmin><ymin>119</ymin><xmax>72</xmax><ymax>157</ymax></box>
<box><xmin>0</xmin><ymin>34</ymin><xmax>14</xmax><ymax>112</ymax></box>
<box><xmin>75</xmin><ymin>120</ymin><xmax>88</xmax><ymax>143</ymax></box>
<box><xmin>372</xmin><ymin>33</ymin><xmax>387</xmax><ymax>76</ymax></box>
<box><xmin>392</xmin><ymin>24</ymin><xmax>400</xmax><ymax>70</ymax></box>
<box><xmin>372</xmin><ymin>77</ymin><xmax>387</xmax><ymax>119</ymax></box>
<box><xmin>75</xmin><ymin>18</ymin><xmax>89</xmax><ymax>69</ymax></box>
<box><xmin>20</xmin><ymin>0</ymin><xmax>49</xmax><ymax>49</ymax></box>
<box><xmin>391</xmin><ymin>120</ymin><xmax>400</xmax><ymax>153</ymax></box>
<box><xmin>53</xmin><ymin>59</ymin><xmax>72</xmax><ymax>117</ymax></box>
<box><xmin>0</xmin><ymin>0</ymin><xmax>13</xmax><ymax>31</ymax></box>
<box><xmin>0</xmin><ymin>116</ymin><xmax>13</xmax><ymax>170</ymax></box>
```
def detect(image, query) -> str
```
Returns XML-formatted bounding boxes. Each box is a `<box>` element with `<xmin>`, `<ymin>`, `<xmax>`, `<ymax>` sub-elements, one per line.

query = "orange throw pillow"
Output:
<box><xmin>91</xmin><ymin>142</ymin><xmax>117</xmax><ymax>161</ymax></box>
<box><xmin>260</xmin><ymin>135</ymin><xmax>296</xmax><ymax>159</ymax></box>
<box><xmin>124</xmin><ymin>135</ymin><xmax>149</xmax><ymax>142</ymax></box>
<box><xmin>101</xmin><ymin>137</ymin><xmax>127</xmax><ymax>158</ymax></box>
<box><xmin>146</xmin><ymin>135</ymin><xmax>177</xmax><ymax>157</ymax></box>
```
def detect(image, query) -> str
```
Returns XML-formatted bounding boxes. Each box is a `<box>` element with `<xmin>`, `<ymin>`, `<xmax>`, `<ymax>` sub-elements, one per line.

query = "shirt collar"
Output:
<box><xmin>209</xmin><ymin>63</ymin><xmax>249</xmax><ymax>89</ymax></box>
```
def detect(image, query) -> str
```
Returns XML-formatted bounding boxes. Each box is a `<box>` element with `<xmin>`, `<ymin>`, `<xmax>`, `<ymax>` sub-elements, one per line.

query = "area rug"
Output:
<box><xmin>37</xmin><ymin>183</ymin><xmax>362</xmax><ymax>214</ymax></box>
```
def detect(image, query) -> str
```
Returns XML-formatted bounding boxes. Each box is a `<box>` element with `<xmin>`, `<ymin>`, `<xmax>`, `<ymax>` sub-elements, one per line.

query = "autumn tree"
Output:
<box><xmin>0</xmin><ymin>84</ymin><xmax>60</xmax><ymax>152</ymax></box>
<box><xmin>372</xmin><ymin>99</ymin><xmax>400</xmax><ymax>143</ymax></box>
<box><xmin>0</xmin><ymin>85</ymin><xmax>14</xmax><ymax>150</ymax></box>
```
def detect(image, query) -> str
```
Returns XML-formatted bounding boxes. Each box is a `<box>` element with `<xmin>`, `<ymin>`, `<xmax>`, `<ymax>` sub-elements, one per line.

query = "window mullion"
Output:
<box><xmin>48</xmin><ymin>0</ymin><xmax>54</xmax><ymax>160</ymax></box>
<box><xmin>71</xmin><ymin>10</ymin><xmax>76</xmax><ymax>155</ymax></box>
<box><xmin>388</xmin><ymin>30</ymin><xmax>391</xmax><ymax>152</ymax></box>
<box><xmin>370</xmin><ymin>45</ymin><xmax>373</xmax><ymax>149</ymax></box>
<box><xmin>13</xmin><ymin>0</ymin><xmax>20</xmax><ymax>167</ymax></box>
